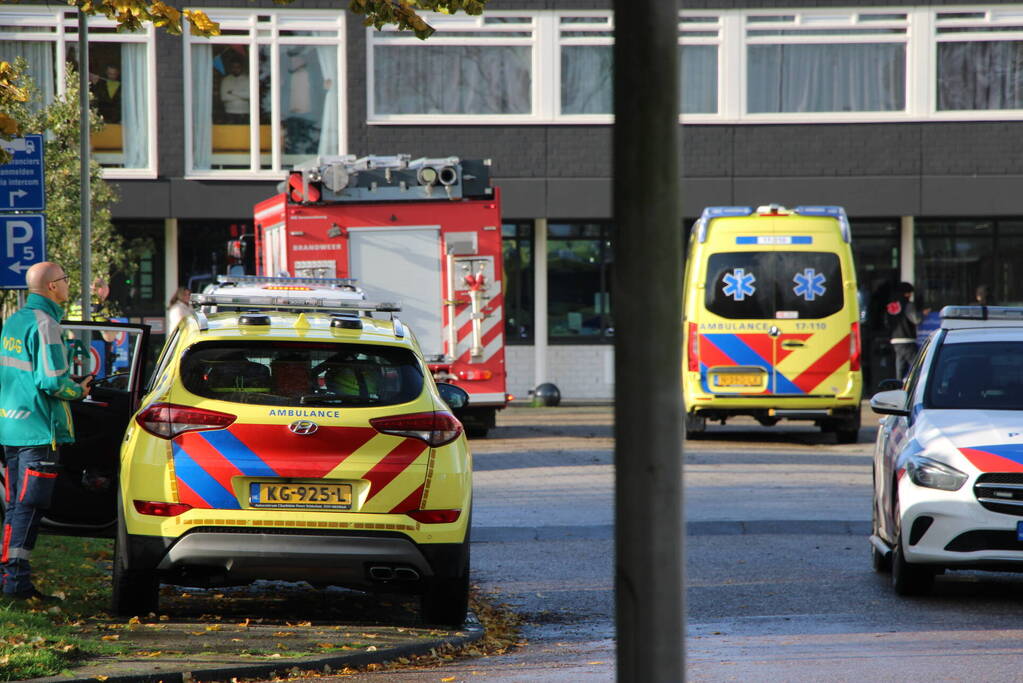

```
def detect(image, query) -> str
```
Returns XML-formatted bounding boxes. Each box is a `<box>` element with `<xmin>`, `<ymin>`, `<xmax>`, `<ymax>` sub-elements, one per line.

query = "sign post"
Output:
<box><xmin>0</xmin><ymin>134</ymin><xmax>47</xmax><ymax>290</ymax></box>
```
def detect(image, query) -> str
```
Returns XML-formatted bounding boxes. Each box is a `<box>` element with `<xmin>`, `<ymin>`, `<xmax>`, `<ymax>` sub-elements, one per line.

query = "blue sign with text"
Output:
<box><xmin>0</xmin><ymin>214</ymin><xmax>47</xmax><ymax>288</ymax></box>
<box><xmin>0</xmin><ymin>134</ymin><xmax>45</xmax><ymax>212</ymax></box>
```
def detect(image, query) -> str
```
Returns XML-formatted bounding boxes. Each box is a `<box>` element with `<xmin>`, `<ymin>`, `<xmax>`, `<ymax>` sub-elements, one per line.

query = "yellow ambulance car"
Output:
<box><xmin>683</xmin><ymin>205</ymin><xmax>863</xmax><ymax>442</ymax></box>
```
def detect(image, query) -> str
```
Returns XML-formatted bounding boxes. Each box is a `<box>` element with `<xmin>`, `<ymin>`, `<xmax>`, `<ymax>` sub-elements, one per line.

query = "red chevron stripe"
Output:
<box><xmin>175</xmin><ymin>477</ymin><xmax>208</xmax><ymax>509</ymax></box>
<box><xmin>698</xmin><ymin>335</ymin><xmax>737</xmax><ymax>368</ymax></box>
<box><xmin>791</xmin><ymin>334</ymin><xmax>851</xmax><ymax>393</ymax></box>
<box><xmin>228</xmin><ymin>425</ymin><xmax>377</xmax><ymax>479</ymax></box>
<box><xmin>362</xmin><ymin>438</ymin><xmax>428</xmax><ymax>504</ymax></box>
<box><xmin>389</xmin><ymin>483</ymin><xmax>425</xmax><ymax>514</ymax></box>
<box><xmin>960</xmin><ymin>447</ymin><xmax>1023</xmax><ymax>473</ymax></box>
<box><xmin>176</xmin><ymin>432</ymin><xmax>244</xmax><ymax>496</ymax></box>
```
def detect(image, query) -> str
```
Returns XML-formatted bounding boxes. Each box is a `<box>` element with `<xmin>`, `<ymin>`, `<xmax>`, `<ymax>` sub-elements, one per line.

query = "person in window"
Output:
<box><xmin>219</xmin><ymin>60</ymin><xmax>250</xmax><ymax>124</ymax></box>
<box><xmin>886</xmin><ymin>282</ymin><xmax>922</xmax><ymax>381</ymax></box>
<box><xmin>90</xmin><ymin>64</ymin><xmax>121</xmax><ymax>124</ymax></box>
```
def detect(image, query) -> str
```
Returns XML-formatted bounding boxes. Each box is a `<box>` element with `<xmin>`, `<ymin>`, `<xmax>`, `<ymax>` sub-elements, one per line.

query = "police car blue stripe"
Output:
<box><xmin>201</xmin><ymin>430</ymin><xmax>279</xmax><ymax>478</ymax></box>
<box><xmin>172</xmin><ymin>442</ymin><xmax>241</xmax><ymax>509</ymax></box>
<box><xmin>702</xmin><ymin>333</ymin><xmax>805</xmax><ymax>395</ymax></box>
<box><xmin>971</xmin><ymin>443</ymin><xmax>1023</xmax><ymax>467</ymax></box>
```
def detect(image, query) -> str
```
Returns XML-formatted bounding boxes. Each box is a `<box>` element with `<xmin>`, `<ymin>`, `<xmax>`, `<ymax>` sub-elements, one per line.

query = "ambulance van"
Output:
<box><xmin>682</xmin><ymin>205</ymin><xmax>863</xmax><ymax>442</ymax></box>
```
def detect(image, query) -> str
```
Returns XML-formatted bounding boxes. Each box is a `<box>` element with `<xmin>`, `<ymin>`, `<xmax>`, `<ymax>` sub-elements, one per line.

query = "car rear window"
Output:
<box><xmin>704</xmin><ymin>251</ymin><xmax>844</xmax><ymax>319</ymax></box>
<box><xmin>180</xmin><ymin>341</ymin><xmax>424</xmax><ymax>407</ymax></box>
<box><xmin>926</xmin><ymin>341</ymin><xmax>1023</xmax><ymax>410</ymax></box>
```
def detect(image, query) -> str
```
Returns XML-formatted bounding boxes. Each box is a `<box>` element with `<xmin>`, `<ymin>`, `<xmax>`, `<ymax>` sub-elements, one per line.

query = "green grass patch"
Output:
<box><xmin>0</xmin><ymin>535</ymin><xmax>121</xmax><ymax>680</ymax></box>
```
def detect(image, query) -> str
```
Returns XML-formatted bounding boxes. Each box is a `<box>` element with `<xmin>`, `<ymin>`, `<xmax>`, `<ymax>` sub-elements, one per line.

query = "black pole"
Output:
<box><xmin>613</xmin><ymin>1</ymin><xmax>684</xmax><ymax>680</ymax></box>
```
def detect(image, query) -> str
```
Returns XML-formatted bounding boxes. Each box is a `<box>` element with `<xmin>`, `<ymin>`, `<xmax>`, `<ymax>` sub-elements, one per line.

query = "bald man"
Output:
<box><xmin>0</xmin><ymin>261</ymin><xmax>92</xmax><ymax>602</ymax></box>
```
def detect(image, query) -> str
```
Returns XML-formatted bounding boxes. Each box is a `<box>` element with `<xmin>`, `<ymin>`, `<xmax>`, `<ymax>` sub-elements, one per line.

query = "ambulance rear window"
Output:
<box><xmin>180</xmin><ymin>341</ymin><xmax>424</xmax><ymax>407</ymax></box>
<box><xmin>704</xmin><ymin>251</ymin><xmax>844</xmax><ymax>319</ymax></box>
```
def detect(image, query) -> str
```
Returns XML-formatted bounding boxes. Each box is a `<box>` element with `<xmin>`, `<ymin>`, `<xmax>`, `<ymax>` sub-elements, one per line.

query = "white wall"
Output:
<box><xmin>506</xmin><ymin>344</ymin><xmax>614</xmax><ymax>400</ymax></box>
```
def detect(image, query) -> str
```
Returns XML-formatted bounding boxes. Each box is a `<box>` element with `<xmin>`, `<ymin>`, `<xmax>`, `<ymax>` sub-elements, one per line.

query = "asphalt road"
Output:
<box><xmin>314</xmin><ymin>403</ymin><xmax>1023</xmax><ymax>682</ymax></box>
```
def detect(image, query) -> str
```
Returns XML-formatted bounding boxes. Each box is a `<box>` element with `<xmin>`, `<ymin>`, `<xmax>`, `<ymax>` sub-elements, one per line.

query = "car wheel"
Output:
<box><xmin>421</xmin><ymin>539</ymin><xmax>470</xmax><ymax>628</ymax></box>
<box><xmin>112</xmin><ymin>536</ymin><xmax>160</xmax><ymax>617</ymax></box>
<box><xmin>891</xmin><ymin>530</ymin><xmax>933</xmax><ymax>596</ymax></box>
<box><xmin>684</xmin><ymin>413</ymin><xmax>707</xmax><ymax>440</ymax></box>
<box><xmin>835</xmin><ymin>411</ymin><xmax>862</xmax><ymax>444</ymax></box>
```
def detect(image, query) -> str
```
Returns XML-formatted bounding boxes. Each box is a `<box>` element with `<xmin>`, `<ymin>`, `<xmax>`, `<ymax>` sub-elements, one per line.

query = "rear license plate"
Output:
<box><xmin>713</xmin><ymin>373</ymin><xmax>760</xmax><ymax>387</ymax></box>
<box><xmin>249</xmin><ymin>482</ymin><xmax>352</xmax><ymax>510</ymax></box>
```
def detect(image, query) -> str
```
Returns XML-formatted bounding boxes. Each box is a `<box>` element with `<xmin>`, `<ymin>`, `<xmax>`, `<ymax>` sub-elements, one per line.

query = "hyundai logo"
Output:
<box><xmin>288</xmin><ymin>420</ymin><xmax>319</xmax><ymax>436</ymax></box>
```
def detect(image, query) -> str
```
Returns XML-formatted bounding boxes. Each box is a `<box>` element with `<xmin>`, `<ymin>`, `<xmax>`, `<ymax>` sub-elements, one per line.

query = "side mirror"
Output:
<box><xmin>437</xmin><ymin>383</ymin><xmax>470</xmax><ymax>411</ymax></box>
<box><xmin>870</xmin><ymin>389</ymin><xmax>910</xmax><ymax>416</ymax></box>
<box><xmin>877</xmin><ymin>378</ymin><xmax>903</xmax><ymax>392</ymax></box>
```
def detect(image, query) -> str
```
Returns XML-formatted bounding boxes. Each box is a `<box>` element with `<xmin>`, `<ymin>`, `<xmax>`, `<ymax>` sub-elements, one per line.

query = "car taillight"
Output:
<box><xmin>135</xmin><ymin>402</ymin><xmax>236</xmax><ymax>440</ymax></box>
<box><xmin>457</xmin><ymin>369</ymin><xmax>492</xmax><ymax>380</ymax></box>
<box><xmin>687</xmin><ymin>322</ymin><xmax>700</xmax><ymax>372</ymax></box>
<box><xmin>370</xmin><ymin>411</ymin><xmax>463</xmax><ymax>447</ymax></box>
<box><xmin>850</xmin><ymin>322</ymin><xmax>862</xmax><ymax>372</ymax></box>
<box><xmin>407</xmin><ymin>509</ymin><xmax>461</xmax><ymax>524</ymax></box>
<box><xmin>134</xmin><ymin>500</ymin><xmax>193</xmax><ymax>517</ymax></box>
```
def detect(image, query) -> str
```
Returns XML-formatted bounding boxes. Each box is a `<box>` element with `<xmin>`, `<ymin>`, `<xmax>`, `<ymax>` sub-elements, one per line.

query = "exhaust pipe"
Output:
<box><xmin>369</xmin><ymin>566</ymin><xmax>395</xmax><ymax>581</ymax></box>
<box><xmin>394</xmin><ymin>567</ymin><xmax>420</xmax><ymax>581</ymax></box>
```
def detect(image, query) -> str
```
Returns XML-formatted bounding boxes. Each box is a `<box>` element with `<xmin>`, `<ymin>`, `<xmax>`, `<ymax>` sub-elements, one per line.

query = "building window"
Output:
<box><xmin>0</xmin><ymin>9</ymin><xmax>155</xmax><ymax>176</ymax></box>
<box><xmin>936</xmin><ymin>10</ymin><xmax>1023</xmax><ymax>111</ymax></box>
<box><xmin>185</xmin><ymin>11</ymin><xmax>343</xmax><ymax>176</ymax></box>
<box><xmin>502</xmin><ymin>222</ymin><xmax>534</xmax><ymax>343</ymax></box>
<box><xmin>745</xmin><ymin>12</ymin><xmax>907</xmax><ymax>115</ymax></box>
<box><xmin>370</xmin><ymin>13</ymin><xmax>533</xmax><ymax>121</ymax></box>
<box><xmin>547</xmin><ymin>222</ymin><xmax>613</xmax><ymax>342</ymax></box>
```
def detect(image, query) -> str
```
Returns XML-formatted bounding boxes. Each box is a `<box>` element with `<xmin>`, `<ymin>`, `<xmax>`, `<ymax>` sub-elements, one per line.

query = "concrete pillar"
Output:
<box><xmin>533</xmin><ymin>217</ymin><xmax>548</xmax><ymax>391</ymax></box>
<box><xmin>900</xmin><ymin>215</ymin><xmax>914</xmax><ymax>284</ymax></box>
<box><xmin>165</xmin><ymin>218</ymin><xmax>179</xmax><ymax>297</ymax></box>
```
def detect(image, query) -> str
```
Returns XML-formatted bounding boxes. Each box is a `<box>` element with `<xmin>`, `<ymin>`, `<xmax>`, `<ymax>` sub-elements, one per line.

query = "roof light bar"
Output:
<box><xmin>941</xmin><ymin>305</ymin><xmax>1023</xmax><ymax>321</ymax></box>
<box><xmin>696</xmin><ymin>206</ymin><xmax>754</xmax><ymax>243</ymax></box>
<box><xmin>215</xmin><ymin>274</ymin><xmax>359</xmax><ymax>289</ymax></box>
<box><xmin>794</xmin><ymin>205</ymin><xmax>852</xmax><ymax>243</ymax></box>
<box><xmin>193</xmin><ymin>292</ymin><xmax>401</xmax><ymax>314</ymax></box>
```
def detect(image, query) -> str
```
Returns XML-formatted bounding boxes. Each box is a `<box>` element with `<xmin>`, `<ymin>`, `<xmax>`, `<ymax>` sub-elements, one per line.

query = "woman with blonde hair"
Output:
<box><xmin>166</xmin><ymin>287</ymin><xmax>191</xmax><ymax>333</ymax></box>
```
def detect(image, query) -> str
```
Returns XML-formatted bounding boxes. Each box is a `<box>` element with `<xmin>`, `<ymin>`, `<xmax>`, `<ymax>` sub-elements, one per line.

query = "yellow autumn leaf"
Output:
<box><xmin>101</xmin><ymin>635</ymin><xmax>120</xmax><ymax>641</ymax></box>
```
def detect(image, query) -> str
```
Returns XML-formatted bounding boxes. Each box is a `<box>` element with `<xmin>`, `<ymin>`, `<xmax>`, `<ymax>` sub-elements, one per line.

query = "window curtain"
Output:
<box><xmin>938</xmin><ymin>41</ymin><xmax>1023</xmax><ymax>111</ymax></box>
<box><xmin>748</xmin><ymin>43</ymin><xmax>905</xmax><ymax>113</ymax></box>
<box><xmin>0</xmin><ymin>41</ymin><xmax>54</xmax><ymax>108</ymax></box>
<box><xmin>315</xmin><ymin>45</ymin><xmax>338</xmax><ymax>156</ymax></box>
<box><xmin>561</xmin><ymin>45</ymin><xmax>612</xmax><ymax>114</ymax></box>
<box><xmin>191</xmin><ymin>44</ymin><xmax>212</xmax><ymax>169</ymax></box>
<box><xmin>374</xmin><ymin>45</ymin><xmax>530</xmax><ymax>115</ymax></box>
<box><xmin>680</xmin><ymin>45</ymin><xmax>717</xmax><ymax>114</ymax></box>
<box><xmin>121</xmin><ymin>43</ymin><xmax>148</xmax><ymax>168</ymax></box>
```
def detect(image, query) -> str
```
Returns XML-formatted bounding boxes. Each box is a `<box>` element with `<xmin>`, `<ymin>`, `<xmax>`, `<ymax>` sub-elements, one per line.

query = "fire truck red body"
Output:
<box><xmin>252</xmin><ymin>155</ymin><xmax>507</xmax><ymax>436</ymax></box>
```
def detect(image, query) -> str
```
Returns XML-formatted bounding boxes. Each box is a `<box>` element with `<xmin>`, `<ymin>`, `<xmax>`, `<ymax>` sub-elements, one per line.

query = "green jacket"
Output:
<box><xmin>0</xmin><ymin>294</ymin><xmax>85</xmax><ymax>447</ymax></box>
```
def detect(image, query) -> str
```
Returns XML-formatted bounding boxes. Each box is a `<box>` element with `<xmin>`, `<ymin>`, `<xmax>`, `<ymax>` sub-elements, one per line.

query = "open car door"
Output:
<box><xmin>40</xmin><ymin>321</ymin><xmax>150</xmax><ymax>536</ymax></box>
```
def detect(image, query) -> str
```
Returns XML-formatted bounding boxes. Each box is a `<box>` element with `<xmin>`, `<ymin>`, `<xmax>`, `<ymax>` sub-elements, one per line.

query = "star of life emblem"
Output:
<box><xmin>722</xmin><ymin>268</ymin><xmax>757</xmax><ymax>301</ymax></box>
<box><xmin>793</xmin><ymin>268</ymin><xmax>827</xmax><ymax>301</ymax></box>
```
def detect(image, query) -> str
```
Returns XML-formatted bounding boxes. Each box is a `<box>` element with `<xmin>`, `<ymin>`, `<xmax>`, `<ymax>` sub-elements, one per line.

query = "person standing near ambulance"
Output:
<box><xmin>886</xmin><ymin>281</ymin><xmax>922</xmax><ymax>381</ymax></box>
<box><xmin>0</xmin><ymin>262</ymin><xmax>92</xmax><ymax>601</ymax></box>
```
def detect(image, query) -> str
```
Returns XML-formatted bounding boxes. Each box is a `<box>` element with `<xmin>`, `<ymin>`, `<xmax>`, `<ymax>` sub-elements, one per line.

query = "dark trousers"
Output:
<box><xmin>1</xmin><ymin>445</ymin><xmax>59</xmax><ymax>595</ymax></box>
<box><xmin>893</xmin><ymin>342</ymin><xmax>918</xmax><ymax>381</ymax></box>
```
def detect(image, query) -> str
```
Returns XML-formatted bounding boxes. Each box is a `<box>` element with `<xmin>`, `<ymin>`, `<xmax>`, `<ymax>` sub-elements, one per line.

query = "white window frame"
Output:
<box><xmin>930</xmin><ymin>6</ymin><xmax>1023</xmax><ymax>120</ymax></box>
<box><xmin>367</xmin><ymin>10</ymin><xmax>540</xmax><ymax>124</ymax></box>
<box><xmin>364</xmin><ymin>5</ymin><xmax>1023</xmax><ymax>126</ymax></box>
<box><xmin>183</xmin><ymin>9</ymin><xmax>346</xmax><ymax>180</ymax></box>
<box><xmin>0</xmin><ymin>7</ymin><xmax>158</xmax><ymax>179</ymax></box>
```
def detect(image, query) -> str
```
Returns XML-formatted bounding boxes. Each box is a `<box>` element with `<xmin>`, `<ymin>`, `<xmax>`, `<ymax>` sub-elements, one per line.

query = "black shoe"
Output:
<box><xmin>4</xmin><ymin>587</ymin><xmax>60</xmax><ymax>603</ymax></box>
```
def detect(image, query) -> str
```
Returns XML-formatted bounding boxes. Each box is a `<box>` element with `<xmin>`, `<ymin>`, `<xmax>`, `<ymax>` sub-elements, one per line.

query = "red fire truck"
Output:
<box><xmin>252</xmin><ymin>154</ymin><xmax>508</xmax><ymax>436</ymax></box>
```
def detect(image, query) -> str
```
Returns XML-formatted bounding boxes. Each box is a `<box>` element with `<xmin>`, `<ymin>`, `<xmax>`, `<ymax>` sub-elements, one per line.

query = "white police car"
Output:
<box><xmin>870</xmin><ymin>305</ymin><xmax>1023</xmax><ymax>594</ymax></box>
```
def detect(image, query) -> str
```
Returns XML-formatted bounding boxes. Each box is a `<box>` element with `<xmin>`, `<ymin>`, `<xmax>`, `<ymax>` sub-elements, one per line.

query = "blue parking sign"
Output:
<box><xmin>0</xmin><ymin>214</ymin><xmax>46</xmax><ymax>288</ymax></box>
<box><xmin>0</xmin><ymin>135</ymin><xmax>45</xmax><ymax>212</ymax></box>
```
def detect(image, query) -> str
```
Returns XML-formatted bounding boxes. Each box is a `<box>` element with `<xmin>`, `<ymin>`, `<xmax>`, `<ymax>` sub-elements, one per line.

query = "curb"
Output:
<box><xmin>29</xmin><ymin>616</ymin><xmax>484</xmax><ymax>683</ymax></box>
